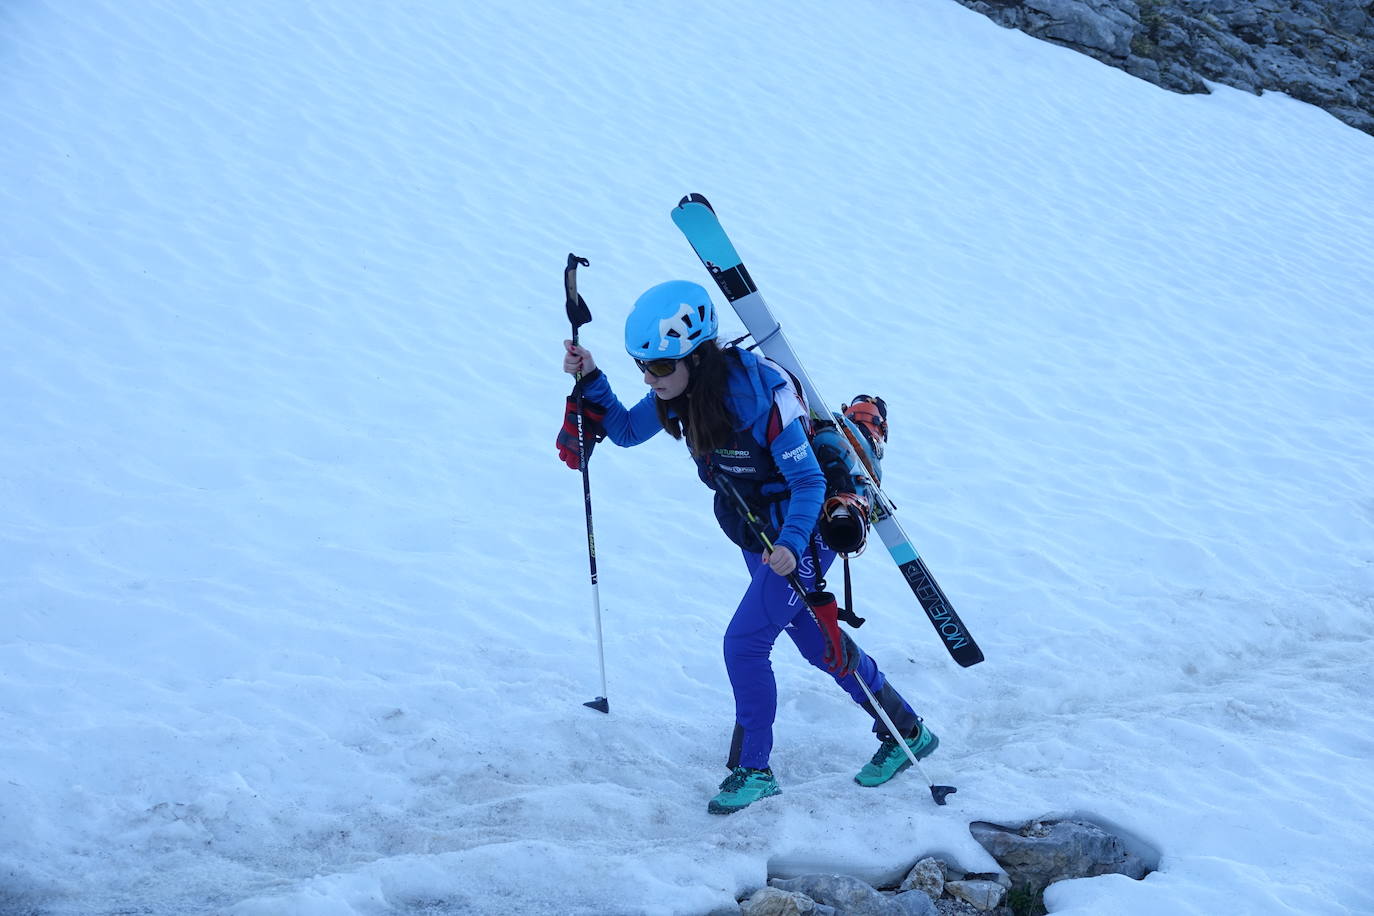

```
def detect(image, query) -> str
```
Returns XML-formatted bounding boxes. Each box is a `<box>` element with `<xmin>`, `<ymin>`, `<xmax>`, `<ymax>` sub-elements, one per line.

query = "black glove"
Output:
<box><xmin>557</xmin><ymin>388</ymin><xmax>607</xmax><ymax>470</ymax></box>
<box><xmin>806</xmin><ymin>590</ymin><xmax>860</xmax><ymax>677</ymax></box>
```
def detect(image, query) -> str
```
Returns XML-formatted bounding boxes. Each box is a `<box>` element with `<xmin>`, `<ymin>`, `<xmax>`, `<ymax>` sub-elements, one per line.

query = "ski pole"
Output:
<box><xmin>716</xmin><ymin>475</ymin><xmax>955</xmax><ymax>805</ymax></box>
<box><xmin>565</xmin><ymin>253</ymin><xmax>609</xmax><ymax>714</ymax></box>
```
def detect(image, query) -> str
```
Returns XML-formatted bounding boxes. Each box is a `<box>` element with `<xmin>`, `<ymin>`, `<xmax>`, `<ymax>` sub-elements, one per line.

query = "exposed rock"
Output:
<box><xmin>770</xmin><ymin>874</ymin><xmax>900</xmax><ymax>916</ymax></box>
<box><xmin>952</xmin><ymin>0</ymin><xmax>1374</xmax><ymax>135</ymax></box>
<box><xmin>938</xmin><ymin>860</ymin><xmax>967</xmax><ymax>883</ymax></box>
<box><xmin>944</xmin><ymin>879</ymin><xmax>1008</xmax><ymax>911</ymax></box>
<box><xmin>931</xmin><ymin>898</ymin><xmax>1010</xmax><ymax>916</ymax></box>
<box><xmin>961</xmin><ymin>872</ymin><xmax>1011</xmax><ymax>890</ymax></box>
<box><xmin>741</xmin><ymin>885</ymin><xmax>833</xmax><ymax>916</ymax></box>
<box><xmin>898</xmin><ymin>857</ymin><xmax>946</xmax><ymax>899</ymax></box>
<box><xmin>754</xmin><ymin>824</ymin><xmax>1146</xmax><ymax>915</ymax></box>
<box><xmin>969</xmin><ymin>817</ymin><xmax>1151</xmax><ymax>896</ymax></box>
<box><xmin>1023</xmin><ymin>0</ymin><xmax>1141</xmax><ymax>57</ymax></box>
<box><xmin>891</xmin><ymin>888</ymin><xmax>941</xmax><ymax>915</ymax></box>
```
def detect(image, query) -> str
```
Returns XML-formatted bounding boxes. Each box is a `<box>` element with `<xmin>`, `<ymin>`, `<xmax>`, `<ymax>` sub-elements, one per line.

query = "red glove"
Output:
<box><xmin>806</xmin><ymin>590</ymin><xmax>860</xmax><ymax>677</ymax></box>
<box><xmin>557</xmin><ymin>394</ymin><xmax>607</xmax><ymax>470</ymax></box>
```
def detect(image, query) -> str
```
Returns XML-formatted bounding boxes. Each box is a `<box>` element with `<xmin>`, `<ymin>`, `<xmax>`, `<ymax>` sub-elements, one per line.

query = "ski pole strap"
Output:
<box><xmin>840</xmin><ymin>554</ymin><xmax>864</xmax><ymax>628</ymax></box>
<box><xmin>810</xmin><ymin>528</ymin><xmax>863</xmax><ymax>628</ymax></box>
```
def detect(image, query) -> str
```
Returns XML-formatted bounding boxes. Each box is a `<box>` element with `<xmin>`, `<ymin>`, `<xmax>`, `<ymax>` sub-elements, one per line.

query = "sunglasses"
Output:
<box><xmin>634</xmin><ymin>356</ymin><xmax>681</xmax><ymax>378</ymax></box>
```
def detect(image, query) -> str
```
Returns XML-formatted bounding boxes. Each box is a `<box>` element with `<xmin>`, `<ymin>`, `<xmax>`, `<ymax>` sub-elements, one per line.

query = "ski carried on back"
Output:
<box><xmin>671</xmin><ymin>193</ymin><xmax>984</xmax><ymax>668</ymax></box>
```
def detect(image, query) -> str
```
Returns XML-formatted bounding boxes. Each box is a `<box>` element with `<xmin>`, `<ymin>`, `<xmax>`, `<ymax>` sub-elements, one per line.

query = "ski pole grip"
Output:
<box><xmin>565</xmin><ymin>253</ymin><xmax>592</xmax><ymax>343</ymax></box>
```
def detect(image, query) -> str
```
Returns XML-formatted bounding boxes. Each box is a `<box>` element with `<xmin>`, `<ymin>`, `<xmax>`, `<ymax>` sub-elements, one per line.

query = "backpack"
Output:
<box><xmin>802</xmin><ymin>391</ymin><xmax>889</xmax><ymax>632</ymax></box>
<box><xmin>811</xmin><ymin>396</ymin><xmax>887</xmax><ymax>556</ymax></box>
<box><xmin>723</xmin><ymin>341</ymin><xmax>890</xmax><ymax>557</ymax></box>
<box><xmin>752</xmin><ymin>342</ymin><xmax>887</xmax><ymax>556</ymax></box>
<box><xmin>726</xmin><ymin>343</ymin><xmax>891</xmax><ymax>628</ymax></box>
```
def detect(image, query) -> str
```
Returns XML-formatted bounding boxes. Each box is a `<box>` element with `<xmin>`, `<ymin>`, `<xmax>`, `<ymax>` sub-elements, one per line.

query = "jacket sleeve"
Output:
<box><xmin>768</xmin><ymin>419</ymin><xmax>825</xmax><ymax>560</ymax></box>
<box><xmin>579</xmin><ymin>369</ymin><xmax>663</xmax><ymax>447</ymax></box>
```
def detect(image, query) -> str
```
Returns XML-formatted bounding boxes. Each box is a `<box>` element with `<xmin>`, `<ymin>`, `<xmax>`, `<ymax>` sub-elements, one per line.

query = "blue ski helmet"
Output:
<box><xmin>624</xmin><ymin>280</ymin><xmax>719</xmax><ymax>360</ymax></box>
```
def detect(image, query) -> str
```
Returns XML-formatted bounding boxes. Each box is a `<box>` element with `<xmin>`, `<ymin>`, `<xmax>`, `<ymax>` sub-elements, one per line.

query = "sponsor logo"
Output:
<box><xmin>785</xmin><ymin>550</ymin><xmax>817</xmax><ymax>606</ymax></box>
<box><xmin>718</xmin><ymin>465</ymin><xmax>757</xmax><ymax>474</ymax></box>
<box><xmin>716</xmin><ymin>448</ymin><xmax>751</xmax><ymax>458</ymax></box>
<box><xmin>781</xmin><ymin>444</ymin><xmax>809</xmax><ymax>462</ymax></box>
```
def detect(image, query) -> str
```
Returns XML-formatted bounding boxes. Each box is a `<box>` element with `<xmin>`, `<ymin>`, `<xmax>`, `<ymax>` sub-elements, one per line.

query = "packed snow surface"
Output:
<box><xmin>3</xmin><ymin>1</ymin><xmax>1373</xmax><ymax>914</ymax></box>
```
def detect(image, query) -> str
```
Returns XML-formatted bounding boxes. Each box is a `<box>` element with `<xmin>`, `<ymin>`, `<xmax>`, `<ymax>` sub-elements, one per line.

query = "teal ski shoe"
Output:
<box><xmin>854</xmin><ymin>724</ymin><xmax>939</xmax><ymax>787</ymax></box>
<box><xmin>708</xmin><ymin>766</ymin><xmax>781</xmax><ymax>815</ymax></box>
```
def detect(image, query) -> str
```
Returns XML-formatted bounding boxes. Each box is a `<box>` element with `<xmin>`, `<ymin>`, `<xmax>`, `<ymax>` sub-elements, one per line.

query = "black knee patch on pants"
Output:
<box><xmin>727</xmin><ymin>722</ymin><xmax>745</xmax><ymax>770</ymax></box>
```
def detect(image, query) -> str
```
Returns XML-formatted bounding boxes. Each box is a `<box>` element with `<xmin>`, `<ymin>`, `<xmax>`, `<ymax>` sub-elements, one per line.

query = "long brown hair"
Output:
<box><xmin>653</xmin><ymin>340</ymin><xmax>737</xmax><ymax>457</ymax></box>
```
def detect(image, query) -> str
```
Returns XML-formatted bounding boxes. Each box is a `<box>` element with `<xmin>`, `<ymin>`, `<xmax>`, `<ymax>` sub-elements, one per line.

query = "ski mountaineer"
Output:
<box><xmin>559</xmin><ymin>279</ymin><xmax>938</xmax><ymax>815</ymax></box>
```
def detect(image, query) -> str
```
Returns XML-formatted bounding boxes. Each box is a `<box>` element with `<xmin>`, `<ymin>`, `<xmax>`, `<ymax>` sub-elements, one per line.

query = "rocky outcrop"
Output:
<box><xmin>737</xmin><ymin>867</ymin><xmax>991</xmax><ymax>915</ymax></box>
<box><xmin>733</xmin><ymin>816</ymin><xmax>1156</xmax><ymax>915</ymax></box>
<box><xmin>952</xmin><ymin>0</ymin><xmax>1374</xmax><ymax>135</ymax></box>
<box><xmin>968</xmin><ymin>816</ymin><xmax>1155</xmax><ymax>912</ymax></box>
<box><xmin>765</xmin><ymin>874</ymin><xmax>936</xmax><ymax>915</ymax></box>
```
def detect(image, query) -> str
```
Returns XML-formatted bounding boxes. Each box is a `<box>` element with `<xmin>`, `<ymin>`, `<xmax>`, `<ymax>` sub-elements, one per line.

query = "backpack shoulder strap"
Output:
<box><xmin>759</xmin><ymin>356</ymin><xmax>812</xmax><ymax>438</ymax></box>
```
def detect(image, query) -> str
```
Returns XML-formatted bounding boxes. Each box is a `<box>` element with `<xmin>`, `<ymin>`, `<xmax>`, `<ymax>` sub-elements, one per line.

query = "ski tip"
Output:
<box><xmin>676</xmin><ymin>193</ymin><xmax>713</xmax><ymax>212</ymax></box>
<box><xmin>931</xmin><ymin>784</ymin><xmax>957</xmax><ymax>806</ymax></box>
<box><xmin>583</xmin><ymin>697</ymin><xmax>610</xmax><ymax>714</ymax></box>
<box><xmin>956</xmin><ymin>649</ymin><xmax>986</xmax><ymax>668</ymax></box>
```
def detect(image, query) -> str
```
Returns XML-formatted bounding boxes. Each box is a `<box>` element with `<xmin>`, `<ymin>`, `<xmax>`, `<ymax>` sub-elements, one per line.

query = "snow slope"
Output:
<box><xmin>2</xmin><ymin>1</ymin><xmax>1373</xmax><ymax>913</ymax></box>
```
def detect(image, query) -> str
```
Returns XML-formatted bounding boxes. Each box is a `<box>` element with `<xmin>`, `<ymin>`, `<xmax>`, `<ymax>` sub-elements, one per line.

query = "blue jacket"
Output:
<box><xmin>580</xmin><ymin>348</ymin><xmax>825</xmax><ymax>561</ymax></box>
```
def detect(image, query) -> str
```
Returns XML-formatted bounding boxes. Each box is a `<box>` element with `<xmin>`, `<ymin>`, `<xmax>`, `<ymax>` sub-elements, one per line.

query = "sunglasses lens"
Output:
<box><xmin>637</xmin><ymin>358</ymin><xmax>678</xmax><ymax>377</ymax></box>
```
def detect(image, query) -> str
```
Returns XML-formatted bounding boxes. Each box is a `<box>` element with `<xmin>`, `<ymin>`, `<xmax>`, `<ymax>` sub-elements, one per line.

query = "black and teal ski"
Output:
<box><xmin>672</xmin><ymin>193</ymin><xmax>984</xmax><ymax>668</ymax></box>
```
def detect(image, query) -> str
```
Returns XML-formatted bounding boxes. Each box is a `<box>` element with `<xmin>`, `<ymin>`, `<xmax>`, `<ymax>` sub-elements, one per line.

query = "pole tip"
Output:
<box><xmin>583</xmin><ymin>697</ymin><xmax>609</xmax><ymax>714</ymax></box>
<box><xmin>931</xmin><ymin>785</ymin><xmax>956</xmax><ymax>806</ymax></box>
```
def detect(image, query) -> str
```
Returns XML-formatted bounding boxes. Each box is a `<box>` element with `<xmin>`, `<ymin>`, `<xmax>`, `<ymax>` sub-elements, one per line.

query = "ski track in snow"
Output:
<box><xmin>3</xmin><ymin>0</ymin><xmax>1374</xmax><ymax>914</ymax></box>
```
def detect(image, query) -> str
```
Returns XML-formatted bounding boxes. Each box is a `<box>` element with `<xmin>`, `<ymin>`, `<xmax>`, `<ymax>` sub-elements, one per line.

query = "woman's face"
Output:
<box><xmin>644</xmin><ymin>357</ymin><xmax>690</xmax><ymax>400</ymax></box>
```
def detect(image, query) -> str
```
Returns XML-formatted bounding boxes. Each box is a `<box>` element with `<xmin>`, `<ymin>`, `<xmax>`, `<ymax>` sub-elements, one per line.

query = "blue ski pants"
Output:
<box><xmin>724</xmin><ymin>534</ymin><xmax>920</xmax><ymax>770</ymax></box>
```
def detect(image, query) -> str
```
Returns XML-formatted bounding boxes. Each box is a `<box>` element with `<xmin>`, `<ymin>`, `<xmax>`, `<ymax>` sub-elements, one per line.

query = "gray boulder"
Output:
<box><xmin>898</xmin><ymin>857</ymin><xmax>945</xmax><ymax>900</ymax></box>
<box><xmin>769</xmin><ymin>874</ymin><xmax>901</xmax><ymax>916</ymax></box>
<box><xmin>969</xmin><ymin>817</ymin><xmax>1150</xmax><ymax>895</ymax></box>
<box><xmin>891</xmin><ymin>889</ymin><xmax>941</xmax><ymax>915</ymax></box>
<box><xmin>944</xmin><ymin>879</ymin><xmax>1008</xmax><ymax>911</ymax></box>
<box><xmin>741</xmin><ymin>886</ymin><xmax>835</xmax><ymax>916</ymax></box>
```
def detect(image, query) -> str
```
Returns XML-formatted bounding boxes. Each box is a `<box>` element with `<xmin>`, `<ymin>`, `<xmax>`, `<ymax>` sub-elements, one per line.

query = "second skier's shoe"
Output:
<box><xmin>854</xmin><ymin>724</ymin><xmax>939</xmax><ymax>787</ymax></box>
<box><xmin>708</xmin><ymin>766</ymin><xmax>781</xmax><ymax>815</ymax></box>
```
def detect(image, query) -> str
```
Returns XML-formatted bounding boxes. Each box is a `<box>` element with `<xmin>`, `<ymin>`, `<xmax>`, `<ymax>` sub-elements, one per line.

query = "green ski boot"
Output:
<box><xmin>854</xmin><ymin>724</ymin><xmax>939</xmax><ymax>787</ymax></box>
<box><xmin>708</xmin><ymin>766</ymin><xmax>781</xmax><ymax>815</ymax></box>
